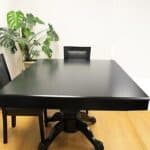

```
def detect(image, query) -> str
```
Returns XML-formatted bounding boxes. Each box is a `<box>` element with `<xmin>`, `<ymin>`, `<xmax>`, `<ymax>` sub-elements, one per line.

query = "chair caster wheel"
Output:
<box><xmin>94</xmin><ymin>139</ymin><xmax>104</xmax><ymax>150</ymax></box>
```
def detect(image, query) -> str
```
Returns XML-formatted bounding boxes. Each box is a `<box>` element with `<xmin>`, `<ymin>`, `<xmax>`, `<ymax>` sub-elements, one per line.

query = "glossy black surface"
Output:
<box><xmin>0</xmin><ymin>59</ymin><xmax>149</xmax><ymax>110</ymax></box>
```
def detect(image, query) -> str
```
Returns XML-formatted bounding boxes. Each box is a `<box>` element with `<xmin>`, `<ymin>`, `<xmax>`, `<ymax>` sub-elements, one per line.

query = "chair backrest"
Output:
<box><xmin>64</xmin><ymin>46</ymin><xmax>91</xmax><ymax>61</ymax></box>
<box><xmin>0</xmin><ymin>54</ymin><xmax>11</xmax><ymax>89</ymax></box>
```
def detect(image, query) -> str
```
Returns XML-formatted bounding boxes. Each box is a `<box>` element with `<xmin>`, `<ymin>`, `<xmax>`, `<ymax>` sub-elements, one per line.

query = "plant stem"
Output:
<box><xmin>29</xmin><ymin>29</ymin><xmax>47</xmax><ymax>42</ymax></box>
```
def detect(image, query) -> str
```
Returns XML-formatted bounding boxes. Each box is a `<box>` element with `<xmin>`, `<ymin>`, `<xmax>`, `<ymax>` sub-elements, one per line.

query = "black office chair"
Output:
<box><xmin>0</xmin><ymin>54</ymin><xmax>45</xmax><ymax>144</ymax></box>
<box><xmin>44</xmin><ymin>46</ymin><xmax>96</xmax><ymax>126</ymax></box>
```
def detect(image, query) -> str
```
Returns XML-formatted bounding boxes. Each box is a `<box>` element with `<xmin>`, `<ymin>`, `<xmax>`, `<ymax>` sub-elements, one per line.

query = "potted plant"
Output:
<box><xmin>0</xmin><ymin>10</ymin><xmax>59</xmax><ymax>64</ymax></box>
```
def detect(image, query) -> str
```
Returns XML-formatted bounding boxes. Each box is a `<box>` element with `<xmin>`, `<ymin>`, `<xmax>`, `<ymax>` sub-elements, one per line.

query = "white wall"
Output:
<box><xmin>112</xmin><ymin>0</ymin><xmax>150</xmax><ymax>77</ymax></box>
<box><xmin>1</xmin><ymin>0</ymin><xmax>114</xmax><ymax>59</ymax></box>
<box><xmin>1</xmin><ymin>0</ymin><xmax>150</xmax><ymax>97</ymax></box>
<box><xmin>111</xmin><ymin>0</ymin><xmax>150</xmax><ymax>97</ymax></box>
<box><xmin>0</xmin><ymin>1</ymin><xmax>9</xmax><ymax>27</ymax></box>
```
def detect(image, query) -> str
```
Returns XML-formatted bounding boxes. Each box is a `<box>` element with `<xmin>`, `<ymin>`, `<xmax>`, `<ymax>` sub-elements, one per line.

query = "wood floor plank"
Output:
<box><xmin>90</xmin><ymin>111</ymin><xmax>145</xmax><ymax>150</ymax></box>
<box><xmin>0</xmin><ymin>110</ymin><xmax>149</xmax><ymax>150</ymax></box>
<box><xmin>127</xmin><ymin>111</ymin><xmax>150</xmax><ymax>150</ymax></box>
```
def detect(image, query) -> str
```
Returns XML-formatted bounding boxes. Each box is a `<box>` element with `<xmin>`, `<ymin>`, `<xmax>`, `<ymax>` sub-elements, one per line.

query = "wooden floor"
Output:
<box><xmin>0</xmin><ymin>110</ymin><xmax>150</xmax><ymax>150</ymax></box>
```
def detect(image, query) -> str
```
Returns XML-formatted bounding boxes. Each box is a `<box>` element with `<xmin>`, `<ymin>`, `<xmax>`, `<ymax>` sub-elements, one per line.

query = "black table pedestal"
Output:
<box><xmin>44</xmin><ymin>111</ymin><xmax>96</xmax><ymax>126</ymax></box>
<box><xmin>39</xmin><ymin>110</ymin><xmax>104</xmax><ymax>150</ymax></box>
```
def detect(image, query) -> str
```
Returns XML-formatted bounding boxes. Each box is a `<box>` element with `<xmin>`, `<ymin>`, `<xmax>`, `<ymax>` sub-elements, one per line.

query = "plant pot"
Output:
<box><xmin>24</xmin><ymin>60</ymin><xmax>36</xmax><ymax>69</ymax></box>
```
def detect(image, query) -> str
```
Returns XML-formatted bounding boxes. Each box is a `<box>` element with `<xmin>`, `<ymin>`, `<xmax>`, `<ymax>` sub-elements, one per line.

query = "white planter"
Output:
<box><xmin>24</xmin><ymin>61</ymin><xmax>36</xmax><ymax>69</ymax></box>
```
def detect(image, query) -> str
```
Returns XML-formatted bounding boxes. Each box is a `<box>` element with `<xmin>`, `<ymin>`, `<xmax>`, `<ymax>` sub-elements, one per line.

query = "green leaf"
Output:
<box><xmin>0</xmin><ymin>27</ymin><xmax>18</xmax><ymax>53</ymax></box>
<box><xmin>42</xmin><ymin>37</ymin><xmax>52</xmax><ymax>58</ymax></box>
<box><xmin>35</xmin><ymin>17</ymin><xmax>44</xmax><ymax>24</ymax></box>
<box><xmin>47</xmin><ymin>24</ymin><xmax>59</xmax><ymax>41</ymax></box>
<box><xmin>7</xmin><ymin>11</ymin><xmax>24</xmax><ymax>30</ymax></box>
<box><xmin>42</xmin><ymin>45</ymin><xmax>52</xmax><ymax>58</ymax></box>
<box><xmin>26</xmin><ymin>13</ymin><xmax>44</xmax><ymax>27</ymax></box>
<box><xmin>26</xmin><ymin>13</ymin><xmax>36</xmax><ymax>26</ymax></box>
<box><xmin>0</xmin><ymin>35</ymin><xmax>17</xmax><ymax>53</ymax></box>
<box><xmin>22</xmin><ymin>27</ymin><xmax>34</xmax><ymax>38</ymax></box>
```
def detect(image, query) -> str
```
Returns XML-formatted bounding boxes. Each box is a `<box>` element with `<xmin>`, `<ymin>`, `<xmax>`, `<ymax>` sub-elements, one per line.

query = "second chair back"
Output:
<box><xmin>64</xmin><ymin>46</ymin><xmax>91</xmax><ymax>61</ymax></box>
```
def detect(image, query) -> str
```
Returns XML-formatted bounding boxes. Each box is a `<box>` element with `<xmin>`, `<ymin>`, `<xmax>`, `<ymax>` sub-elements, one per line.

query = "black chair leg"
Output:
<box><xmin>2</xmin><ymin>108</ymin><xmax>8</xmax><ymax>144</ymax></box>
<box><xmin>44</xmin><ymin>109</ymin><xmax>48</xmax><ymax>127</ymax></box>
<box><xmin>11</xmin><ymin>115</ymin><xmax>16</xmax><ymax>128</ymax></box>
<box><xmin>86</xmin><ymin>110</ymin><xmax>88</xmax><ymax>114</ymax></box>
<box><xmin>39</xmin><ymin>112</ymin><xmax>45</xmax><ymax>143</ymax></box>
<box><xmin>38</xmin><ymin>121</ymin><xmax>64</xmax><ymax>150</ymax></box>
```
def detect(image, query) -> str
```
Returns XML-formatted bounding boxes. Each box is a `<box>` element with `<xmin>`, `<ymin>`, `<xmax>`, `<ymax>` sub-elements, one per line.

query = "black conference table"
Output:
<box><xmin>0</xmin><ymin>59</ymin><xmax>149</xmax><ymax>150</ymax></box>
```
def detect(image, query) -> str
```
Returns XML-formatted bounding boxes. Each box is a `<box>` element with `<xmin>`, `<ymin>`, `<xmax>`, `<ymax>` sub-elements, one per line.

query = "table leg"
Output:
<box><xmin>45</xmin><ymin>110</ymin><xmax>96</xmax><ymax>126</ymax></box>
<box><xmin>39</xmin><ymin>110</ymin><xmax>103</xmax><ymax>150</ymax></box>
<box><xmin>80</xmin><ymin>111</ymin><xmax>96</xmax><ymax>125</ymax></box>
<box><xmin>77</xmin><ymin>119</ymin><xmax>104</xmax><ymax>150</ymax></box>
<box><xmin>38</xmin><ymin>121</ymin><xmax>64</xmax><ymax>150</ymax></box>
<box><xmin>45</xmin><ymin>111</ymin><xmax>63</xmax><ymax>124</ymax></box>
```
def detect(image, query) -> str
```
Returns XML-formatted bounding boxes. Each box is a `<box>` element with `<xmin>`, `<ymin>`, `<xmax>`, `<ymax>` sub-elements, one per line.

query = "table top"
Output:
<box><xmin>0</xmin><ymin>59</ymin><xmax>149</xmax><ymax>110</ymax></box>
